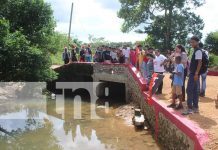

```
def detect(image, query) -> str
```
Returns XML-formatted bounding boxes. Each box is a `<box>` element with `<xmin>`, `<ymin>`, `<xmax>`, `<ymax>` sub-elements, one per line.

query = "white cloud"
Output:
<box><xmin>195</xmin><ymin>0</ymin><xmax>218</xmax><ymax>35</ymax></box>
<box><xmin>46</xmin><ymin>0</ymin><xmax>218</xmax><ymax>43</ymax></box>
<box><xmin>45</xmin><ymin>0</ymin><xmax>145</xmax><ymax>42</ymax></box>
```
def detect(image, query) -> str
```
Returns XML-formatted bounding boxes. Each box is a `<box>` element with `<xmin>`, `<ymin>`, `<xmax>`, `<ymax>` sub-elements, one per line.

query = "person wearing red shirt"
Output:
<box><xmin>142</xmin><ymin>49</ymin><xmax>149</xmax><ymax>79</ymax></box>
<box><xmin>130</xmin><ymin>49</ymin><xmax>136</xmax><ymax>67</ymax></box>
<box><xmin>135</xmin><ymin>46</ymin><xmax>140</xmax><ymax>70</ymax></box>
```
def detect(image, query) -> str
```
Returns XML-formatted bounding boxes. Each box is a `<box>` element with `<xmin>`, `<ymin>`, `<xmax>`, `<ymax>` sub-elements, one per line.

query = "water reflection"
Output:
<box><xmin>0</xmin><ymin>99</ymin><xmax>159</xmax><ymax>150</ymax></box>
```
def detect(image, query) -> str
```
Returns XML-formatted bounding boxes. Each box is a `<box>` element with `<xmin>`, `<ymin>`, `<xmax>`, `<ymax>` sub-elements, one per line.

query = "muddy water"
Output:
<box><xmin>0</xmin><ymin>99</ymin><xmax>160</xmax><ymax>150</ymax></box>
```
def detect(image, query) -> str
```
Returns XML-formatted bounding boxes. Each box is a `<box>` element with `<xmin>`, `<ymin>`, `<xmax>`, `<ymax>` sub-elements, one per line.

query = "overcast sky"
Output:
<box><xmin>45</xmin><ymin>0</ymin><xmax>218</xmax><ymax>43</ymax></box>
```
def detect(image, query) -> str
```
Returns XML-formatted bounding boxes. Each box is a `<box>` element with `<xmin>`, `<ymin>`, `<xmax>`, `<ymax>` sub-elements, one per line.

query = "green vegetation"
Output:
<box><xmin>0</xmin><ymin>0</ymin><xmax>83</xmax><ymax>80</ymax></box>
<box><xmin>50</xmin><ymin>33</ymin><xmax>82</xmax><ymax>65</ymax></box>
<box><xmin>88</xmin><ymin>34</ymin><xmax>134</xmax><ymax>49</ymax></box>
<box><xmin>118</xmin><ymin>0</ymin><xmax>205</xmax><ymax>50</ymax></box>
<box><xmin>209</xmin><ymin>53</ymin><xmax>218</xmax><ymax>68</ymax></box>
<box><xmin>0</xmin><ymin>0</ymin><xmax>57</xmax><ymax>81</ymax></box>
<box><xmin>204</xmin><ymin>31</ymin><xmax>218</xmax><ymax>68</ymax></box>
<box><xmin>205</xmin><ymin>31</ymin><xmax>218</xmax><ymax>54</ymax></box>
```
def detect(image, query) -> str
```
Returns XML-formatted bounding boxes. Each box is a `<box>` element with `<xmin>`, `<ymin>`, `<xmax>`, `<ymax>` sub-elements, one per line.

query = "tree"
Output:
<box><xmin>0</xmin><ymin>0</ymin><xmax>56</xmax><ymax>52</ymax></box>
<box><xmin>118</xmin><ymin>0</ymin><xmax>205</xmax><ymax>50</ymax></box>
<box><xmin>0</xmin><ymin>0</ymin><xmax>58</xmax><ymax>81</ymax></box>
<box><xmin>88</xmin><ymin>34</ymin><xmax>109</xmax><ymax>49</ymax></box>
<box><xmin>205</xmin><ymin>31</ymin><xmax>218</xmax><ymax>54</ymax></box>
<box><xmin>0</xmin><ymin>19</ymin><xmax>57</xmax><ymax>81</ymax></box>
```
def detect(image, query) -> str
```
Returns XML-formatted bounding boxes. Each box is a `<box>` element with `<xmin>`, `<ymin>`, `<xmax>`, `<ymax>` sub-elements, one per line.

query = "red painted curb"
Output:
<box><xmin>127</xmin><ymin>64</ymin><xmax>147</xmax><ymax>91</ymax></box>
<box><xmin>208</xmin><ymin>70</ymin><xmax>218</xmax><ymax>76</ymax></box>
<box><xmin>143</xmin><ymin>92</ymin><xmax>209</xmax><ymax>150</ymax></box>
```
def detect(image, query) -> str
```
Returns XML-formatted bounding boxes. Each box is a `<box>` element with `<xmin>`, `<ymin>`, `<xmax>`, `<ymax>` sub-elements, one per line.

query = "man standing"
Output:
<box><xmin>79</xmin><ymin>45</ymin><xmax>85</xmax><ymax>62</ymax></box>
<box><xmin>110</xmin><ymin>48</ymin><xmax>118</xmax><ymax>63</ymax></box>
<box><xmin>122</xmin><ymin>46</ymin><xmax>130</xmax><ymax>64</ymax></box>
<box><xmin>102</xmin><ymin>46</ymin><xmax>111</xmax><ymax>63</ymax></box>
<box><xmin>183</xmin><ymin>36</ymin><xmax>202</xmax><ymax>115</ymax></box>
<box><xmin>70</xmin><ymin>45</ymin><xmax>78</xmax><ymax>62</ymax></box>
<box><xmin>85</xmin><ymin>44</ymin><xmax>92</xmax><ymax>62</ymax></box>
<box><xmin>62</xmin><ymin>47</ymin><xmax>70</xmax><ymax>64</ymax></box>
<box><xmin>154</xmin><ymin>49</ymin><xmax>167</xmax><ymax>94</ymax></box>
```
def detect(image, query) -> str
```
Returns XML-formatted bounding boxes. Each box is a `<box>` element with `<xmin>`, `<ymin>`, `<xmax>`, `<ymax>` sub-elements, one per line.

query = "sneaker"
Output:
<box><xmin>175</xmin><ymin>104</ymin><xmax>183</xmax><ymax>110</ymax></box>
<box><xmin>167</xmin><ymin>103</ymin><xmax>176</xmax><ymax>108</ymax></box>
<box><xmin>182</xmin><ymin>109</ymin><xmax>193</xmax><ymax>115</ymax></box>
<box><xmin>193</xmin><ymin>108</ymin><xmax>199</xmax><ymax>113</ymax></box>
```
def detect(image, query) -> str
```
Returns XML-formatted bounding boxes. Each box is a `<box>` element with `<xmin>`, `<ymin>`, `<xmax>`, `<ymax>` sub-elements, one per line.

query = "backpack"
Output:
<box><xmin>200</xmin><ymin>50</ymin><xmax>209</xmax><ymax>74</ymax></box>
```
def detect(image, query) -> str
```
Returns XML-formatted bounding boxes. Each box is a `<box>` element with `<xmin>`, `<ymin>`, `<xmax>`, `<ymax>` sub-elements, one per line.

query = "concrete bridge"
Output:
<box><xmin>49</xmin><ymin>62</ymin><xmax>208</xmax><ymax>150</ymax></box>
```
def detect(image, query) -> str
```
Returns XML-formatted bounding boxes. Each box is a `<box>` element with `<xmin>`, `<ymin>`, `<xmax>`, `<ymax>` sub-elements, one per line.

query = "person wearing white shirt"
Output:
<box><xmin>122</xmin><ymin>47</ymin><xmax>130</xmax><ymax>63</ymax></box>
<box><xmin>110</xmin><ymin>48</ymin><xmax>118</xmax><ymax>63</ymax></box>
<box><xmin>183</xmin><ymin>36</ymin><xmax>202</xmax><ymax>115</ymax></box>
<box><xmin>154</xmin><ymin>49</ymin><xmax>167</xmax><ymax>94</ymax></box>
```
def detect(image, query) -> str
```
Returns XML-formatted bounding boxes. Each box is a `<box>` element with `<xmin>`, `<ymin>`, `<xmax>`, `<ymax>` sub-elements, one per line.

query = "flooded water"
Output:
<box><xmin>0</xmin><ymin>98</ymin><xmax>160</xmax><ymax>150</ymax></box>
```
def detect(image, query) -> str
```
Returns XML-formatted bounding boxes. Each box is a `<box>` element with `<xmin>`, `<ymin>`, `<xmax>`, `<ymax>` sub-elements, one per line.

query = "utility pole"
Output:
<box><xmin>68</xmin><ymin>2</ymin><xmax>74</xmax><ymax>49</ymax></box>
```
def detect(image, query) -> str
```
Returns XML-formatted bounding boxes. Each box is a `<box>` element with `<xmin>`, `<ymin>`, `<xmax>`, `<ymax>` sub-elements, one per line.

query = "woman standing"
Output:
<box><xmin>70</xmin><ymin>45</ymin><xmax>78</xmax><ymax>62</ymax></box>
<box><xmin>170</xmin><ymin>45</ymin><xmax>188</xmax><ymax>101</ymax></box>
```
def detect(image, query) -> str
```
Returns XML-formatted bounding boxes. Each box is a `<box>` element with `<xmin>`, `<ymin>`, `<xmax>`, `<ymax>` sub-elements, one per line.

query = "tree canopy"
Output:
<box><xmin>0</xmin><ymin>0</ymin><xmax>57</xmax><ymax>81</ymax></box>
<box><xmin>0</xmin><ymin>0</ymin><xmax>56</xmax><ymax>50</ymax></box>
<box><xmin>205</xmin><ymin>31</ymin><xmax>218</xmax><ymax>54</ymax></box>
<box><xmin>118</xmin><ymin>0</ymin><xmax>205</xmax><ymax>50</ymax></box>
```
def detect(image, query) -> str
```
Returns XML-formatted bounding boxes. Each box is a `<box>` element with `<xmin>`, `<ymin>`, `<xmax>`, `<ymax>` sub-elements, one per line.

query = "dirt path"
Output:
<box><xmin>155</xmin><ymin>73</ymin><xmax>218</xmax><ymax>149</ymax></box>
<box><xmin>51</xmin><ymin>65</ymin><xmax>61</xmax><ymax>69</ymax></box>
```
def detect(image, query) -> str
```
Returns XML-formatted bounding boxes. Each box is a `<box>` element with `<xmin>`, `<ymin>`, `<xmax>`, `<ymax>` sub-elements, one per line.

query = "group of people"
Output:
<box><xmin>93</xmin><ymin>46</ymin><xmax>126</xmax><ymax>63</ymax></box>
<box><xmin>165</xmin><ymin>36</ymin><xmax>209</xmax><ymax>116</ymax></box>
<box><xmin>62</xmin><ymin>35</ymin><xmax>209</xmax><ymax>115</ymax></box>
<box><xmin>62</xmin><ymin>44</ymin><xmax>92</xmax><ymax>64</ymax></box>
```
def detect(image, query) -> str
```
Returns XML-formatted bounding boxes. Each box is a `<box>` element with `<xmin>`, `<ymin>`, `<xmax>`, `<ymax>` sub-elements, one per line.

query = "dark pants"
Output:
<box><xmin>64</xmin><ymin>59</ymin><xmax>69</xmax><ymax>64</ymax></box>
<box><xmin>182</xmin><ymin>68</ymin><xmax>188</xmax><ymax>101</ymax></box>
<box><xmin>187</xmin><ymin>73</ymin><xmax>199</xmax><ymax>109</ymax></box>
<box><xmin>155</xmin><ymin>72</ymin><xmax>163</xmax><ymax>94</ymax></box>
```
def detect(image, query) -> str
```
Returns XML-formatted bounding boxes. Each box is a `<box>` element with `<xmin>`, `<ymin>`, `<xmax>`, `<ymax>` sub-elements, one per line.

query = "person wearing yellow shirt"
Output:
<box><xmin>137</xmin><ymin>45</ymin><xmax>145</xmax><ymax>75</ymax></box>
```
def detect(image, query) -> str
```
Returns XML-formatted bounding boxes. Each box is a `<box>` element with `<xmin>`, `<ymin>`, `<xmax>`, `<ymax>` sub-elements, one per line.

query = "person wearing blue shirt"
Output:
<box><xmin>168</xmin><ymin>56</ymin><xmax>184</xmax><ymax>110</ymax></box>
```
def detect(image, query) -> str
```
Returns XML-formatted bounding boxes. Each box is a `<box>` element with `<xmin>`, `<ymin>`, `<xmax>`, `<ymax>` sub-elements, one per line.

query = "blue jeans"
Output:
<box><xmin>187</xmin><ymin>73</ymin><xmax>199</xmax><ymax>109</ymax></box>
<box><xmin>85</xmin><ymin>55</ymin><xmax>92</xmax><ymax>62</ymax></box>
<box><xmin>125</xmin><ymin>57</ymin><xmax>129</xmax><ymax>63</ymax></box>
<box><xmin>200</xmin><ymin>71</ymin><xmax>208</xmax><ymax>94</ymax></box>
<box><xmin>142</xmin><ymin>61</ymin><xmax>148</xmax><ymax>79</ymax></box>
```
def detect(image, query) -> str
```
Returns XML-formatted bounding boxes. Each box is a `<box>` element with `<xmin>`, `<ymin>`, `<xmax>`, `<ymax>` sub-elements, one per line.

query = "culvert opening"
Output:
<box><xmin>97</xmin><ymin>81</ymin><xmax>126</xmax><ymax>104</ymax></box>
<box><xmin>47</xmin><ymin>81</ymin><xmax>126</xmax><ymax>104</ymax></box>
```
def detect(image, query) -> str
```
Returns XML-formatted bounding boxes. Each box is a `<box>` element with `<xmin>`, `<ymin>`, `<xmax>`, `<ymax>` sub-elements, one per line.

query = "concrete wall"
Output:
<box><xmin>53</xmin><ymin>63</ymin><xmax>209</xmax><ymax>150</ymax></box>
<box><xmin>92</xmin><ymin>63</ymin><xmax>208</xmax><ymax>150</ymax></box>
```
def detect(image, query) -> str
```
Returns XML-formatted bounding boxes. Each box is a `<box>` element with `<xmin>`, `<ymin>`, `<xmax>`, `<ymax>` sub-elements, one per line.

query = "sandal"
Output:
<box><xmin>167</xmin><ymin>103</ymin><xmax>176</xmax><ymax>108</ymax></box>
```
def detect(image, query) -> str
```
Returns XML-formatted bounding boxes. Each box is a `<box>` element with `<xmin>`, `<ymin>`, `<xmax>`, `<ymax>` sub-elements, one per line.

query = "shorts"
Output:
<box><xmin>172</xmin><ymin>85</ymin><xmax>182</xmax><ymax>95</ymax></box>
<box><xmin>80</xmin><ymin>58</ymin><xmax>85</xmax><ymax>62</ymax></box>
